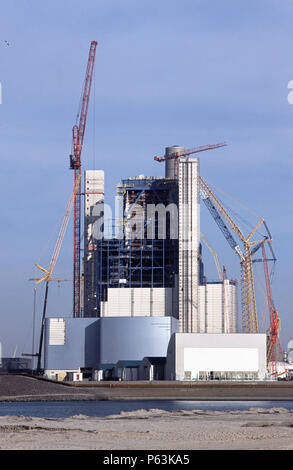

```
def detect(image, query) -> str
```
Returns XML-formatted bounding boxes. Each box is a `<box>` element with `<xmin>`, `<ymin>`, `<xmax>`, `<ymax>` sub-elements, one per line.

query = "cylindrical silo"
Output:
<box><xmin>165</xmin><ymin>145</ymin><xmax>185</xmax><ymax>178</ymax></box>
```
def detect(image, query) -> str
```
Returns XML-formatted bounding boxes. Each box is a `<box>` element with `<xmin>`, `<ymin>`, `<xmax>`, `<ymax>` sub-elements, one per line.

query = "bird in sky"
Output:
<box><xmin>4</xmin><ymin>40</ymin><xmax>10</xmax><ymax>46</ymax></box>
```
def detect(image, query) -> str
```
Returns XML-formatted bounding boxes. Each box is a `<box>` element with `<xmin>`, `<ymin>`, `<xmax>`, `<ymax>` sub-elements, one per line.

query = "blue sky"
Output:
<box><xmin>0</xmin><ymin>0</ymin><xmax>292</xmax><ymax>356</ymax></box>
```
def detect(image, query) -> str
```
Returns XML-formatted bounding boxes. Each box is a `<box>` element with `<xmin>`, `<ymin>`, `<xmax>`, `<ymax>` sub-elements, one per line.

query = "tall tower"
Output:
<box><xmin>83</xmin><ymin>169</ymin><xmax>104</xmax><ymax>317</ymax></box>
<box><xmin>178</xmin><ymin>157</ymin><xmax>200</xmax><ymax>332</ymax></box>
<box><xmin>84</xmin><ymin>170</ymin><xmax>104</xmax><ymax>260</ymax></box>
<box><xmin>165</xmin><ymin>145</ymin><xmax>185</xmax><ymax>179</ymax></box>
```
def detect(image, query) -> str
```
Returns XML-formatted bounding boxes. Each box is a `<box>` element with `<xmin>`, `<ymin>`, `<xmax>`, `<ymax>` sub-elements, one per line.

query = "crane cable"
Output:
<box><xmin>202</xmin><ymin>176</ymin><xmax>266</xmax><ymax>237</ymax></box>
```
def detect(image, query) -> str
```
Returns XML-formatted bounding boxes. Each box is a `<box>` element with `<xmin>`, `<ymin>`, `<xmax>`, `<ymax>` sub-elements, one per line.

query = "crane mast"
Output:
<box><xmin>70</xmin><ymin>40</ymin><xmax>97</xmax><ymax>318</ymax></box>
<box><xmin>34</xmin><ymin>174</ymin><xmax>80</xmax><ymax>373</ymax></box>
<box><xmin>261</xmin><ymin>243</ymin><xmax>281</xmax><ymax>375</ymax></box>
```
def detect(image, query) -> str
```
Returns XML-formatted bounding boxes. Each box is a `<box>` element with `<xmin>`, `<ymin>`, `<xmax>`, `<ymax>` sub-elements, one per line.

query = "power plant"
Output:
<box><xmin>32</xmin><ymin>41</ymin><xmax>286</xmax><ymax>383</ymax></box>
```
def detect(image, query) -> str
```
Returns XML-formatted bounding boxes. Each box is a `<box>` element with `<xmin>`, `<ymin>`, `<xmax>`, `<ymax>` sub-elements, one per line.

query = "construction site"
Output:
<box><xmin>27</xmin><ymin>41</ymin><xmax>291</xmax><ymax>384</ymax></box>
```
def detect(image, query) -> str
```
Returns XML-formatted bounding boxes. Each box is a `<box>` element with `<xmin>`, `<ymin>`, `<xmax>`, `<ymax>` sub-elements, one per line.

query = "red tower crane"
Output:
<box><xmin>261</xmin><ymin>242</ymin><xmax>281</xmax><ymax>376</ymax></box>
<box><xmin>70</xmin><ymin>40</ymin><xmax>98</xmax><ymax>317</ymax></box>
<box><xmin>154</xmin><ymin>142</ymin><xmax>227</xmax><ymax>177</ymax></box>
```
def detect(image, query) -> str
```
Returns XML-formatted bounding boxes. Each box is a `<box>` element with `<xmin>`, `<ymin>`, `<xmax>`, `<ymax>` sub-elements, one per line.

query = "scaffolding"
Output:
<box><xmin>84</xmin><ymin>176</ymin><xmax>179</xmax><ymax>317</ymax></box>
<box><xmin>94</xmin><ymin>238</ymin><xmax>178</xmax><ymax>311</ymax></box>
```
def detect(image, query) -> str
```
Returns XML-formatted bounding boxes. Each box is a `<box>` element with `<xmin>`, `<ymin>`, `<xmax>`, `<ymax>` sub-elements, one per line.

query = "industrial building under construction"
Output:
<box><xmin>35</xmin><ymin>41</ymin><xmax>283</xmax><ymax>382</ymax></box>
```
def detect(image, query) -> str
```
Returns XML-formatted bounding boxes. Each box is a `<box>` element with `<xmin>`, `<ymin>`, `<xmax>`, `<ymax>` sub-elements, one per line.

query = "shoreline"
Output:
<box><xmin>1</xmin><ymin>375</ymin><xmax>293</xmax><ymax>449</ymax></box>
<box><xmin>0</xmin><ymin>374</ymin><xmax>293</xmax><ymax>402</ymax></box>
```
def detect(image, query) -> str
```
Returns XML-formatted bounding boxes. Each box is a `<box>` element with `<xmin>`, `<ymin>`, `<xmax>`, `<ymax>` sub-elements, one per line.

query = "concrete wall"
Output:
<box><xmin>165</xmin><ymin>333</ymin><xmax>267</xmax><ymax>381</ymax></box>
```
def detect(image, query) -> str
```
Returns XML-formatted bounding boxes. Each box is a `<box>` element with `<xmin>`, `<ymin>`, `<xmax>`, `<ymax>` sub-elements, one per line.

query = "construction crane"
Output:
<box><xmin>32</xmin><ymin>176</ymin><xmax>80</xmax><ymax>373</ymax></box>
<box><xmin>198</xmin><ymin>175</ymin><xmax>271</xmax><ymax>334</ymax></box>
<box><xmin>200</xmin><ymin>232</ymin><xmax>223</xmax><ymax>281</ymax></box>
<box><xmin>154</xmin><ymin>142</ymin><xmax>227</xmax><ymax>177</ymax></box>
<box><xmin>69</xmin><ymin>40</ymin><xmax>97</xmax><ymax>318</ymax></box>
<box><xmin>261</xmin><ymin>242</ymin><xmax>281</xmax><ymax>376</ymax></box>
<box><xmin>200</xmin><ymin>233</ymin><xmax>233</xmax><ymax>333</ymax></box>
<box><xmin>29</xmin><ymin>277</ymin><xmax>72</xmax><ymax>285</ymax></box>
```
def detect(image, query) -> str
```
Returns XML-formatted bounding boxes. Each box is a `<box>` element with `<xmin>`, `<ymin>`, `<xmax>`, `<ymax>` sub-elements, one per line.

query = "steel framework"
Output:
<box><xmin>90</xmin><ymin>177</ymin><xmax>178</xmax><ymax>316</ymax></box>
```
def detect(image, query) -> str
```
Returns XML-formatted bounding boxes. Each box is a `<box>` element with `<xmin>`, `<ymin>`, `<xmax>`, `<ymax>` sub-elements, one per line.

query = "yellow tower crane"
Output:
<box><xmin>200</xmin><ymin>232</ymin><xmax>223</xmax><ymax>281</ymax></box>
<box><xmin>198</xmin><ymin>175</ymin><xmax>272</xmax><ymax>334</ymax></box>
<box><xmin>32</xmin><ymin>175</ymin><xmax>81</xmax><ymax>373</ymax></box>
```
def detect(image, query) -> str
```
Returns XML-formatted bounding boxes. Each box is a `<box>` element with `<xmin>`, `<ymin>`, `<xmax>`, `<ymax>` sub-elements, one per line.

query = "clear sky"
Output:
<box><xmin>0</xmin><ymin>0</ymin><xmax>292</xmax><ymax>357</ymax></box>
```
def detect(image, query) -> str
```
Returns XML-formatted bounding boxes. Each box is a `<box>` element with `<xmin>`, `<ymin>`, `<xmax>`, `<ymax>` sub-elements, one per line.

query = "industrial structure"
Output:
<box><xmin>38</xmin><ymin>41</ymin><xmax>284</xmax><ymax>382</ymax></box>
<box><xmin>70</xmin><ymin>40</ymin><xmax>98</xmax><ymax>319</ymax></box>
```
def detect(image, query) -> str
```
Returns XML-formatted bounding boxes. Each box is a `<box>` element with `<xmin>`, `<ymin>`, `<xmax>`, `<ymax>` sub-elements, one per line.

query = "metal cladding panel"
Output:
<box><xmin>45</xmin><ymin>316</ymin><xmax>179</xmax><ymax>371</ymax></box>
<box><xmin>101</xmin><ymin>289</ymin><xmax>132</xmax><ymax>317</ymax></box>
<box><xmin>48</xmin><ymin>319</ymin><xmax>65</xmax><ymax>345</ymax></box>
<box><xmin>206</xmin><ymin>284</ymin><xmax>223</xmax><ymax>334</ymax></box>
<box><xmin>98</xmin><ymin>316</ymin><xmax>179</xmax><ymax>364</ymax></box>
<box><xmin>44</xmin><ymin>318</ymin><xmax>99</xmax><ymax>371</ymax></box>
<box><xmin>101</xmin><ymin>287</ymin><xmax>173</xmax><ymax>317</ymax></box>
<box><xmin>198</xmin><ymin>283</ymin><xmax>238</xmax><ymax>334</ymax></box>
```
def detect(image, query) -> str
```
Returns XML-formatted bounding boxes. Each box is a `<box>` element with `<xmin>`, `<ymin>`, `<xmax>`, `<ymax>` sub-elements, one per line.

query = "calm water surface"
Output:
<box><xmin>0</xmin><ymin>400</ymin><xmax>292</xmax><ymax>418</ymax></box>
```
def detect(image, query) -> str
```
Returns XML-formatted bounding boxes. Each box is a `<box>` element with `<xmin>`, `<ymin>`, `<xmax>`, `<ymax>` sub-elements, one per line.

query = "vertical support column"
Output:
<box><xmin>84</xmin><ymin>170</ymin><xmax>104</xmax><ymax>260</ymax></box>
<box><xmin>178</xmin><ymin>158</ymin><xmax>200</xmax><ymax>333</ymax></box>
<box><xmin>83</xmin><ymin>170</ymin><xmax>104</xmax><ymax>317</ymax></box>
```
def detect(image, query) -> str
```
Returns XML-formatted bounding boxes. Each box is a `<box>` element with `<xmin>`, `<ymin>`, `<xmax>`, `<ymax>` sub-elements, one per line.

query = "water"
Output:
<box><xmin>0</xmin><ymin>400</ymin><xmax>292</xmax><ymax>418</ymax></box>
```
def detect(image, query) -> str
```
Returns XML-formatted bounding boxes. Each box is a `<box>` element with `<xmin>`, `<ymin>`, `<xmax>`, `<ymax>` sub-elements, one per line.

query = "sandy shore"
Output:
<box><xmin>1</xmin><ymin>375</ymin><xmax>293</xmax><ymax>450</ymax></box>
<box><xmin>0</xmin><ymin>407</ymin><xmax>293</xmax><ymax>450</ymax></box>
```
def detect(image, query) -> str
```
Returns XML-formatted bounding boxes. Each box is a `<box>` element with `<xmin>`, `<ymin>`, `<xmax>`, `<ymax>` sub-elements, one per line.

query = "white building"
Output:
<box><xmin>100</xmin><ymin>287</ymin><xmax>176</xmax><ymax>317</ymax></box>
<box><xmin>165</xmin><ymin>333</ymin><xmax>267</xmax><ymax>381</ymax></box>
